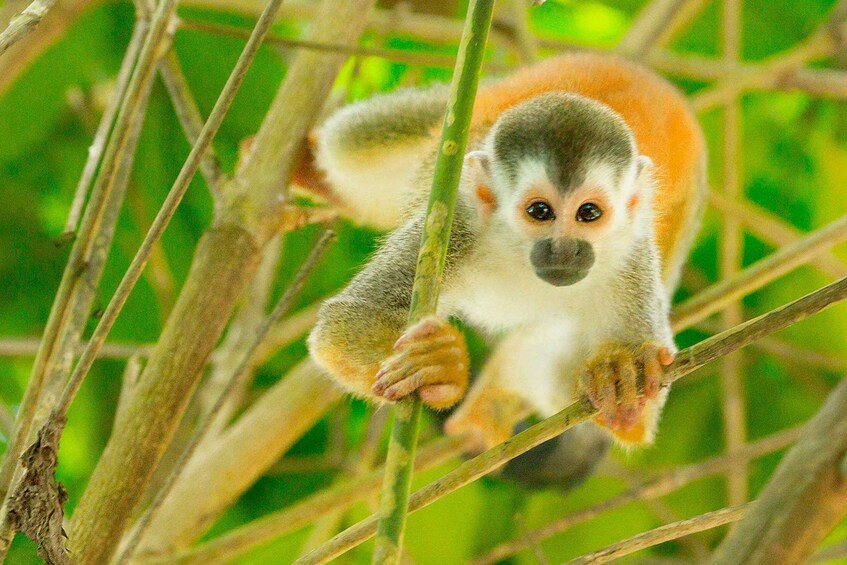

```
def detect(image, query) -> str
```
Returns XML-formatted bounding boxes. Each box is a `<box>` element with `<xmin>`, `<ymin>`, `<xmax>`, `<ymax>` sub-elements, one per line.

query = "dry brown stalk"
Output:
<box><xmin>617</xmin><ymin>0</ymin><xmax>704</xmax><ymax>60</ymax></box>
<box><xmin>0</xmin><ymin>337</ymin><xmax>154</xmax><ymax>359</ymax></box>
<box><xmin>61</xmin><ymin>9</ymin><xmax>147</xmax><ymax>237</ymax></box>
<box><xmin>63</xmin><ymin>0</ymin><xmax>334</xmax><ymax>560</ymax></box>
<box><xmin>0</xmin><ymin>0</ymin><xmax>97</xmax><ymax>96</ymax></box>
<box><xmin>0</xmin><ymin>0</ymin><xmax>58</xmax><ymax>57</ymax></box>
<box><xmin>709</xmin><ymin>190</ymin><xmax>847</xmax><ymax>279</ymax></box>
<box><xmin>0</xmin><ymin>8</ymin><xmax>164</xmax><ymax>556</ymax></box>
<box><xmin>709</xmin><ymin>370</ymin><xmax>847</xmax><ymax>563</ymax></box>
<box><xmin>0</xmin><ymin>402</ymin><xmax>14</xmax><ymax>444</ymax></box>
<box><xmin>118</xmin><ymin>231</ymin><xmax>336</xmax><ymax>563</ymax></box>
<box><xmin>672</xmin><ymin>214</ymin><xmax>847</xmax><ymax>332</ymax></box>
<box><xmin>566</xmin><ymin>503</ymin><xmax>752</xmax><ymax>564</ymax></box>
<box><xmin>472</xmin><ymin>425</ymin><xmax>802</xmax><ymax>564</ymax></box>
<box><xmin>154</xmin><ymin>435</ymin><xmax>471</xmax><ymax>565</ymax></box>
<box><xmin>691</xmin><ymin>28</ymin><xmax>836</xmax><ymax>112</ymax></box>
<box><xmin>295</xmin><ymin>275</ymin><xmax>847</xmax><ymax>564</ymax></box>
<box><xmin>718</xmin><ymin>0</ymin><xmax>747</xmax><ymax>507</ymax></box>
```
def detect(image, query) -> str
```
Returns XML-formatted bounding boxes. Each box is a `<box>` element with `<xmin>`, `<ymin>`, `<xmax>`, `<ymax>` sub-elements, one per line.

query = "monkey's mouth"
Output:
<box><xmin>534</xmin><ymin>267</ymin><xmax>589</xmax><ymax>287</ymax></box>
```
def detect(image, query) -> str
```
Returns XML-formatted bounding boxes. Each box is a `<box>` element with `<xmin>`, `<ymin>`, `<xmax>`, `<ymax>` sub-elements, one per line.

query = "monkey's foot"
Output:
<box><xmin>444</xmin><ymin>389</ymin><xmax>530</xmax><ymax>454</ymax></box>
<box><xmin>580</xmin><ymin>342</ymin><xmax>674</xmax><ymax>444</ymax></box>
<box><xmin>372</xmin><ymin>315</ymin><xmax>469</xmax><ymax>410</ymax></box>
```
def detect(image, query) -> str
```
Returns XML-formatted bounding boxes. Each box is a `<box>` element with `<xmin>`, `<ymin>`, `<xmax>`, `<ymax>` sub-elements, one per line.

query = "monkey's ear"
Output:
<box><xmin>628</xmin><ymin>155</ymin><xmax>655</xmax><ymax>214</ymax></box>
<box><xmin>462</xmin><ymin>150</ymin><xmax>498</xmax><ymax>217</ymax></box>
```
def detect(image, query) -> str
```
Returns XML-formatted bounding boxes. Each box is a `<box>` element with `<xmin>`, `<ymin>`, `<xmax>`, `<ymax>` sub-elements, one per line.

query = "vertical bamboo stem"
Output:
<box><xmin>720</xmin><ymin>0</ymin><xmax>748</xmax><ymax>507</ymax></box>
<box><xmin>372</xmin><ymin>2</ymin><xmax>495</xmax><ymax>563</ymax></box>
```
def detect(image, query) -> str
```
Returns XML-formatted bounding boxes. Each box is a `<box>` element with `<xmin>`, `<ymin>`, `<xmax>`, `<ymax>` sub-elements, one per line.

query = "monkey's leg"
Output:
<box><xmin>580</xmin><ymin>342</ymin><xmax>674</xmax><ymax>445</ymax></box>
<box><xmin>445</xmin><ymin>328</ymin><xmax>612</xmax><ymax>489</ymax></box>
<box><xmin>443</xmin><ymin>325</ymin><xmax>571</xmax><ymax>452</ymax></box>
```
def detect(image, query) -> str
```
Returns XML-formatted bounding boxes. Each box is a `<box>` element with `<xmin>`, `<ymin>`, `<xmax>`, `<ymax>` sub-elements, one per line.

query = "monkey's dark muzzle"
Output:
<box><xmin>530</xmin><ymin>237</ymin><xmax>594</xmax><ymax>287</ymax></box>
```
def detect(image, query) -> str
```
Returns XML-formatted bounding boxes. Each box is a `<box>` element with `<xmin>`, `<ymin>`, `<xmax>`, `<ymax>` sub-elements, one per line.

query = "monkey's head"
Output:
<box><xmin>461</xmin><ymin>93</ymin><xmax>655</xmax><ymax>287</ymax></box>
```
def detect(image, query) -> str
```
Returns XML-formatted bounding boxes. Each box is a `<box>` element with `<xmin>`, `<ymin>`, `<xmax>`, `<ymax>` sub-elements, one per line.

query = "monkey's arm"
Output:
<box><xmin>309</xmin><ymin>207</ymin><xmax>477</xmax><ymax>409</ymax></box>
<box><xmin>580</xmin><ymin>237</ymin><xmax>676</xmax><ymax>445</ymax></box>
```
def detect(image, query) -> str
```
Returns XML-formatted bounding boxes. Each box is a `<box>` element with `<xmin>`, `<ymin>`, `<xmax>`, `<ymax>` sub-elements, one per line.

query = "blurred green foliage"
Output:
<box><xmin>1</xmin><ymin>0</ymin><xmax>847</xmax><ymax>563</ymax></box>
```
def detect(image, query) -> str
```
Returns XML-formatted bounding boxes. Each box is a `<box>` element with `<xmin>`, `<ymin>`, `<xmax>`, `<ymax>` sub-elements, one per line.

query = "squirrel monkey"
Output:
<box><xmin>306</xmin><ymin>53</ymin><xmax>705</xmax><ymax>483</ymax></box>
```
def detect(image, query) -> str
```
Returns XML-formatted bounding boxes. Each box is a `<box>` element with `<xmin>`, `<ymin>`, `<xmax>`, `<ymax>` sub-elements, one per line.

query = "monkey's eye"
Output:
<box><xmin>526</xmin><ymin>201</ymin><xmax>555</xmax><ymax>221</ymax></box>
<box><xmin>576</xmin><ymin>202</ymin><xmax>602</xmax><ymax>223</ymax></box>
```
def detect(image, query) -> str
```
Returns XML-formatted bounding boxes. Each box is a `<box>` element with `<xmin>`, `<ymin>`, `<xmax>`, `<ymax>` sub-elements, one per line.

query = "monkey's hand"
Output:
<box><xmin>579</xmin><ymin>342</ymin><xmax>675</xmax><ymax>445</ymax></box>
<box><xmin>372</xmin><ymin>315</ymin><xmax>469</xmax><ymax>410</ymax></box>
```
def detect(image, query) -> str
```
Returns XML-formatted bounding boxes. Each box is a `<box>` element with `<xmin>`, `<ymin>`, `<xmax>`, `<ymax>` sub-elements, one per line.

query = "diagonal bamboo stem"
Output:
<box><xmin>566</xmin><ymin>503</ymin><xmax>753</xmax><ymax>564</ymax></box>
<box><xmin>153</xmin><ymin>435</ymin><xmax>472</xmax><ymax>565</ymax></box>
<box><xmin>709</xmin><ymin>190</ymin><xmax>847</xmax><ymax>279</ymax></box>
<box><xmin>472</xmin><ymin>426</ymin><xmax>803</xmax><ymax>564</ymax></box>
<box><xmin>295</xmin><ymin>275</ymin><xmax>847</xmax><ymax>564</ymax></box>
<box><xmin>0</xmin><ymin>10</ymin><xmax>163</xmax><ymax>558</ymax></box>
<box><xmin>709</xmin><ymin>363</ymin><xmax>847</xmax><ymax>563</ymax></box>
<box><xmin>0</xmin><ymin>0</ymin><xmax>57</xmax><ymax>56</ymax></box>
<box><xmin>672</xmin><ymin>214</ymin><xmax>847</xmax><ymax>331</ymax></box>
<box><xmin>116</xmin><ymin>230</ymin><xmax>335</xmax><ymax>564</ymax></box>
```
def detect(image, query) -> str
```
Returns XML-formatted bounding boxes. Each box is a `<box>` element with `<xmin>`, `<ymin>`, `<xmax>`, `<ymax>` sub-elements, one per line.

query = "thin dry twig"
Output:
<box><xmin>709</xmin><ymin>191</ymin><xmax>847</xmax><ymax>279</ymax></box>
<box><xmin>61</xmin><ymin>14</ymin><xmax>146</xmax><ymax>238</ymax></box>
<box><xmin>672</xmin><ymin>214</ymin><xmax>847</xmax><ymax>331</ymax></box>
<box><xmin>472</xmin><ymin>425</ymin><xmax>803</xmax><ymax>564</ymax></box>
<box><xmin>157</xmin><ymin>435</ymin><xmax>472</xmax><ymax>565</ymax></box>
<box><xmin>719</xmin><ymin>0</ymin><xmax>748</xmax><ymax>507</ymax></box>
<box><xmin>117</xmin><ymin>230</ymin><xmax>336</xmax><ymax>563</ymax></box>
<box><xmin>0</xmin><ymin>0</ymin><xmax>97</xmax><ymax>96</ymax></box>
<box><xmin>565</xmin><ymin>503</ymin><xmax>752</xmax><ymax>565</ymax></box>
<box><xmin>709</xmin><ymin>366</ymin><xmax>847</xmax><ymax>564</ymax></box>
<box><xmin>295</xmin><ymin>276</ymin><xmax>847</xmax><ymax>564</ymax></box>
<box><xmin>0</xmin><ymin>9</ymin><xmax>162</xmax><ymax>556</ymax></box>
<box><xmin>0</xmin><ymin>0</ymin><xmax>58</xmax><ymax>56</ymax></box>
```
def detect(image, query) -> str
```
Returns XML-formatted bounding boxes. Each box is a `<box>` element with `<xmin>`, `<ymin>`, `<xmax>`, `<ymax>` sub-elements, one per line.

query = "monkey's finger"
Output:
<box><xmin>642</xmin><ymin>352</ymin><xmax>663</xmax><ymax>399</ymax></box>
<box><xmin>382</xmin><ymin>367</ymin><xmax>442</xmax><ymax>401</ymax></box>
<box><xmin>593</xmin><ymin>363</ymin><xmax>619</xmax><ymax>427</ymax></box>
<box><xmin>658</xmin><ymin>346</ymin><xmax>676</xmax><ymax>366</ymax></box>
<box><xmin>581</xmin><ymin>370</ymin><xmax>602</xmax><ymax>409</ymax></box>
<box><xmin>393</xmin><ymin>332</ymin><xmax>457</xmax><ymax>355</ymax></box>
<box><xmin>419</xmin><ymin>384</ymin><xmax>464</xmax><ymax>410</ymax></box>
<box><xmin>373</xmin><ymin>357</ymin><xmax>417</xmax><ymax>395</ymax></box>
<box><xmin>616</xmin><ymin>360</ymin><xmax>639</xmax><ymax>428</ymax></box>
<box><xmin>393</xmin><ymin>315</ymin><xmax>447</xmax><ymax>349</ymax></box>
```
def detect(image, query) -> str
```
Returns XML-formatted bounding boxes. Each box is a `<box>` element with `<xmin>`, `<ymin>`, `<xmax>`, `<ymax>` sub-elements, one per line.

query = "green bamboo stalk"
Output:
<box><xmin>372</xmin><ymin>2</ymin><xmax>495</xmax><ymax>563</ymax></box>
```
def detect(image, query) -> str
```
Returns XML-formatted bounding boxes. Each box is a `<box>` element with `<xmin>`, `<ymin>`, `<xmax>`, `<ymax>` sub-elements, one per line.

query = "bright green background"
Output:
<box><xmin>1</xmin><ymin>0</ymin><xmax>847</xmax><ymax>563</ymax></box>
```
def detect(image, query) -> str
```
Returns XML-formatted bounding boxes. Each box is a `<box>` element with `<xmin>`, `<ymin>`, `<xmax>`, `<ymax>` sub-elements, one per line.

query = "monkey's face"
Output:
<box><xmin>508</xmin><ymin>163</ymin><xmax>623</xmax><ymax>287</ymax></box>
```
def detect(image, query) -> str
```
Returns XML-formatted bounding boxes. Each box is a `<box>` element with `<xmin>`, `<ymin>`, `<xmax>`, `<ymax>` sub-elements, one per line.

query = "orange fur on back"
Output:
<box><xmin>461</xmin><ymin>54</ymin><xmax>705</xmax><ymax>280</ymax></box>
